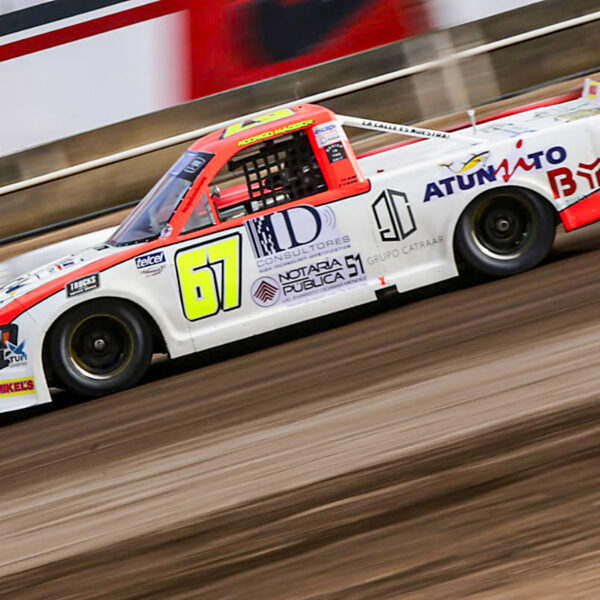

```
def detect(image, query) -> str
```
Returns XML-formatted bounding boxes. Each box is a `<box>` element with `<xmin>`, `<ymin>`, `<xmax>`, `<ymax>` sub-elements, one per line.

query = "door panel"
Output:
<box><xmin>173</xmin><ymin>193</ymin><xmax>383</xmax><ymax>353</ymax></box>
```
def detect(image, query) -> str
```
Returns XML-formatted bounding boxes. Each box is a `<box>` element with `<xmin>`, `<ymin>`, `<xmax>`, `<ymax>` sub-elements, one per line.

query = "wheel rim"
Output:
<box><xmin>68</xmin><ymin>314</ymin><xmax>135</xmax><ymax>380</ymax></box>
<box><xmin>471</xmin><ymin>194</ymin><xmax>537</xmax><ymax>260</ymax></box>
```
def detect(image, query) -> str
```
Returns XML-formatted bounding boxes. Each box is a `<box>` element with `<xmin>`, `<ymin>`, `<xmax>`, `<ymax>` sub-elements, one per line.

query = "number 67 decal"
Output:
<box><xmin>176</xmin><ymin>234</ymin><xmax>242</xmax><ymax>321</ymax></box>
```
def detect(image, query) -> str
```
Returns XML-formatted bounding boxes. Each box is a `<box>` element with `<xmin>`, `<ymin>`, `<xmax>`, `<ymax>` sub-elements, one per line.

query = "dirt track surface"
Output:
<box><xmin>1</xmin><ymin>223</ymin><xmax>600</xmax><ymax>598</ymax></box>
<box><xmin>2</xmin><ymin>78</ymin><xmax>600</xmax><ymax>598</ymax></box>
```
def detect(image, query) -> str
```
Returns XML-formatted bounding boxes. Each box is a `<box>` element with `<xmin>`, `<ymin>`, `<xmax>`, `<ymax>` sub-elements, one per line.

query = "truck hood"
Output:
<box><xmin>0</xmin><ymin>242</ymin><xmax>122</xmax><ymax>310</ymax></box>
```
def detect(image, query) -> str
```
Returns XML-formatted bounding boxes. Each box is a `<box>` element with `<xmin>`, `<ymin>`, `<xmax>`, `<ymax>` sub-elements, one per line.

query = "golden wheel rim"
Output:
<box><xmin>68</xmin><ymin>314</ymin><xmax>135</xmax><ymax>380</ymax></box>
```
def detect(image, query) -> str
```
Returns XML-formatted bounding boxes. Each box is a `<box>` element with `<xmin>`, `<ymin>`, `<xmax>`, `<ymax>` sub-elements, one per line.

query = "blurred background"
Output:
<box><xmin>1</xmin><ymin>3</ymin><xmax>600</xmax><ymax>599</ymax></box>
<box><xmin>0</xmin><ymin>0</ymin><xmax>598</xmax><ymax>241</ymax></box>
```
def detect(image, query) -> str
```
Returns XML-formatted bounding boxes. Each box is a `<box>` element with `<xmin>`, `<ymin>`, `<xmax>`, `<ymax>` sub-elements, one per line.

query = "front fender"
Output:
<box><xmin>0</xmin><ymin>309</ymin><xmax>50</xmax><ymax>413</ymax></box>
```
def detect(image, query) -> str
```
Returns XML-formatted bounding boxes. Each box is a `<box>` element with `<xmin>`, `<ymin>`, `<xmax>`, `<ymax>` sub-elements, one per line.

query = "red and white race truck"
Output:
<box><xmin>1</xmin><ymin>78</ymin><xmax>599</xmax><ymax>413</ymax></box>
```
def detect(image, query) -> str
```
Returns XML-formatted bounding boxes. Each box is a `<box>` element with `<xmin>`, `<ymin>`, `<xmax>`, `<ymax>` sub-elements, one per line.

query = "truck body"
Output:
<box><xmin>1</xmin><ymin>81</ymin><xmax>600</xmax><ymax>413</ymax></box>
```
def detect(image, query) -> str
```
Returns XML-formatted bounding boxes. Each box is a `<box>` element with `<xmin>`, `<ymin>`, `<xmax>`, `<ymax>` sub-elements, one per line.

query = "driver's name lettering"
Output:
<box><xmin>237</xmin><ymin>120</ymin><xmax>315</xmax><ymax>147</ymax></box>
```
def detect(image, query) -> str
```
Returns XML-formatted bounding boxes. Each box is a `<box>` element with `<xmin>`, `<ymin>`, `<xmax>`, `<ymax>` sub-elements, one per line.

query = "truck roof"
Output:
<box><xmin>188</xmin><ymin>104</ymin><xmax>336</xmax><ymax>155</ymax></box>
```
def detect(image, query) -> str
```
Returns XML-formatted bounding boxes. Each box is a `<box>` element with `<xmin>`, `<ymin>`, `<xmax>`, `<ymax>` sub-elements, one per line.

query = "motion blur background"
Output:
<box><xmin>2</xmin><ymin>3</ymin><xmax>600</xmax><ymax>599</ymax></box>
<box><xmin>0</xmin><ymin>0</ymin><xmax>547</xmax><ymax>156</ymax></box>
<box><xmin>0</xmin><ymin>0</ymin><xmax>598</xmax><ymax>240</ymax></box>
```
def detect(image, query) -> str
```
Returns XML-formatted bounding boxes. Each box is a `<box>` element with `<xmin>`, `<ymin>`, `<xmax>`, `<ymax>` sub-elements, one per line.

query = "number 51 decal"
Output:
<box><xmin>176</xmin><ymin>234</ymin><xmax>242</xmax><ymax>321</ymax></box>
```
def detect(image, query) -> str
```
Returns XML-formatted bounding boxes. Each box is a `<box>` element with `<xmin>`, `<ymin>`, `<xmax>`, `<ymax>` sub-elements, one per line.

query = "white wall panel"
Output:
<box><xmin>0</xmin><ymin>11</ymin><xmax>188</xmax><ymax>157</ymax></box>
<box><xmin>429</xmin><ymin>0</ymin><xmax>545</xmax><ymax>29</ymax></box>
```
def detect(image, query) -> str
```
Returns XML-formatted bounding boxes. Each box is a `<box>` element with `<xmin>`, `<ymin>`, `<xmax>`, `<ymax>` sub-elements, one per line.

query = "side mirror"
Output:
<box><xmin>210</xmin><ymin>185</ymin><xmax>221</xmax><ymax>200</ymax></box>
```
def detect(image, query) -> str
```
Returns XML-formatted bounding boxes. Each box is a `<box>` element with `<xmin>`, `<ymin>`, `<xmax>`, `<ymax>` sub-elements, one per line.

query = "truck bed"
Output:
<box><xmin>357</xmin><ymin>95</ymin><xmax>600</xmax><ymax>178</ymax></box>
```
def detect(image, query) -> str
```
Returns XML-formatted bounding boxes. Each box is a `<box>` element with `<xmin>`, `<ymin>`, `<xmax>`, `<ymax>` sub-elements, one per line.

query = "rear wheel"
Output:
<box><xmin>48</xmin><ymin>300</ymin><xmax>153</xmax><ymax>397</ymax></box>
<box><xmin>455</xmin><ymin>187</ymin><xmax>556</xmax><ymax>277</ymax></box>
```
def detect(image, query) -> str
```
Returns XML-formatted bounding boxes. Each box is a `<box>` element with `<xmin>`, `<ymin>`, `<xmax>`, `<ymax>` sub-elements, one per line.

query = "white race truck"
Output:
<box><xmin>0</xmin><ymin>79</ymin><xmax>599</xmax><ymax>413</ymax></box>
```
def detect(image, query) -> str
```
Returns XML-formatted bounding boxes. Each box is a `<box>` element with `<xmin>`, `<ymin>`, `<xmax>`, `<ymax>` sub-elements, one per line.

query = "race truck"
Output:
<box><xmin>1</xmin><ymin>78</ymin><xmax>600</xmax><ymax>413</ymax></box>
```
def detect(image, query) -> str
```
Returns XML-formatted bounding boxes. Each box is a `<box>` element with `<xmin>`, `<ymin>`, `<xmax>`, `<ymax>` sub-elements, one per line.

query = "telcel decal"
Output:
<box><xmin>135</xmin><ymin>251</ymin><xmax>166</xmax><ymax>276</ymax></box>
<box><xmin>424</xmin><ymin>141</ymin><xmax>567</xmax><ymax>202</ymax></box>
<box><xmin>245</xmin><ymin>204</ymin><xmax>350</xmax><ymax>272</ymax></box>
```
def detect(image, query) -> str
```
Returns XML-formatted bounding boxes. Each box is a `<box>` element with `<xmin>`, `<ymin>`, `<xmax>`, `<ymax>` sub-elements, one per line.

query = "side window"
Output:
<box><xmin>212</xmin><ymin>130</ymin><xmax>328</xmax><ymax>222</ymax></box>
<box><xmin>182</xmin><ymin>193</ymin><xmax>215</xmax><ymax>234</ymax></box>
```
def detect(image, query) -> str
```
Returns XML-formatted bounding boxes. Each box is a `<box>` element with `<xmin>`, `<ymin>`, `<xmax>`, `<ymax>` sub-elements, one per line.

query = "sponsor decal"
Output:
<box><xmin>245</xmin><ymin>204</ymin><xmax>351</xmax><ymax>272</ymax></box>
<box><xmin>0</xmin><ymin>255</ymin><xmax>88</xmax><ymax>299</ymax></box>
<box><xmin>173</xmin><ymin>151</ymin><xmax>214</xmax><ymax>183</ymax></box>
<box><xmin>555</xmin><ymin>108</ymin><xmax>600</xmax><ymax>122</ymax></box>
<box><xmin>367</xmin><ymin>236</ymin><xmax>445</xmax><ymax>265</ymax></box>
<box><xmin>360</xmin><ymin>120</ymin><xmax>451</xmax><ymax>140</ymax></box>
<box><xmin>478</xmin><ymin>124</ymin><xmax>536</xmax><ymax>138</ymax></box>
<box><xmin>439</xmin><ymin>151</ymin><xmax>490</xmax><ymax>174</ymax></box>
<box><xmin>222</xmin><ymin>108</ymin><xmax>296</xmax><ymax>139</ymax></box>
<box><xmin>0</xmin><ymin>324</ymin><xmax>26</xmax><ymax>371</ymax></box>
<box><xmin>325</xmin><ymin>142</ymin><xmax>347</xmax><ymax>163</ymax></box>
<box><xmin>548</xmin><ymin>158</ymin><xmax>600</xmax><ymax>202</ymax></box>
<box><xmin>547</xmin><ymin>158</ymin><xmax>600</xmax><ymax>219</ymax></box>
<box><xmin>2</xmin><ymin>276</ymin><xmax>28</xmax><ymax>296</ymax></box>
<box><xmin>142</xmin><ymin>265</ymin><xmax>166</xmax><ymax>277</ymax></box>
<box><xmin>537</xmin><ymin>104</ymin><xmax>600</xmax><ymax>123</ymax></box>
<box><xmin>0</xmin><ymin>377</ymin><xmax>35</xmax><ymax>397</ymax></box>
<box><xmin>372</xmin><ymin>190</ymin><xmax>417</xmax><ymax>242</ymax></box>
<box><xmin>252</xmin><ymin>254</ymin><xmax>366</xmax><ymax>306</ymax></box>
<box><xmin>251</xmin><ymin>277</ymin><xmax>281</xmax><ymax>307</ymax></box>
<box><xmin>584</xmin><ymin>78</ymin><xmax>599</xmax><ymax>100</ymax></box>
<box><xmin>135</xmin><ymin>250</ymin><xmax>166</xmax><ymax>275</ymax></box>
<box><xmin>314</xmin><ymin>121</ymin><xmax>347</xmax><ymax>148</ymax></box>
<box><xmin>340</xmin><ymin>174</ymin><xmax>358</xmax><ymax>187</ymax></box>
<box><xmin>237</xmin><ymin>119</ymin><xmax>314</xmax><ymax>147</ymax></box>
<box><xmin>424</xmin><ymin>141</ymin><xmax>567</xmax><ymax>202</ymax></box>
<box><xmin>66</xmin><ymin>273</ymin><xmax>99</xmax><ymax>297</ymax></box>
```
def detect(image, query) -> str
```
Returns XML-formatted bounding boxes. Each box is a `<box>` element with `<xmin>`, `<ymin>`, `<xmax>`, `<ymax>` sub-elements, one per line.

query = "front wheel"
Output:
<box><xmin>455</xmin><ymin>187</ymin><xmax>556</xmax><ymax>277</ymax></box>
<box><xmin>48</xmin><ymin>300</ymin><xmax>153</xmax><ymax>397</ymax></box>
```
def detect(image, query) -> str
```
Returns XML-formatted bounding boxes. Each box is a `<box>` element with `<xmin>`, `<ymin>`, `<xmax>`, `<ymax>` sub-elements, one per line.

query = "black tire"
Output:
<box><xmin>48</xmin><ymin>300</ymin><xmax>153</xmax><ymax>397</ymax></box>
<box><xmin>455</xmin><ymin>187</ymin><xmax>556</xmax><ymax>277</ymax></box>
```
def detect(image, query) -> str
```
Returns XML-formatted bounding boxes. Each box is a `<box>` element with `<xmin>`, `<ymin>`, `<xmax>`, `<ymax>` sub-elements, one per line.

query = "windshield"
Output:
<box><xmin>108</xmin><ymin>150</ymin><xmax>214</xmax><ymax>246</ymax></box>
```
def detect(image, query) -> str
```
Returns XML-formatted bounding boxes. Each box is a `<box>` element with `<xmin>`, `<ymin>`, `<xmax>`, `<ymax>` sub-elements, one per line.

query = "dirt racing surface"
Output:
<box><xmin>1</xmin><ymin>79</ymin><xmax>600</xmax><ymax>599</ymax></box>
<box><xmin>1</xmin><ymin>225</ymin><xmax>599</xmax><ymax>599</ymax></box>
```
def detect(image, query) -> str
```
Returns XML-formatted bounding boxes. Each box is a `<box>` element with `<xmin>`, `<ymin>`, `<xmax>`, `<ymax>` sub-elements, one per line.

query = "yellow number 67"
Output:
<box><xmin>176</xmin><ymin>234</ymin><xmax>242</xmax><ymax>321</ymax></box>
